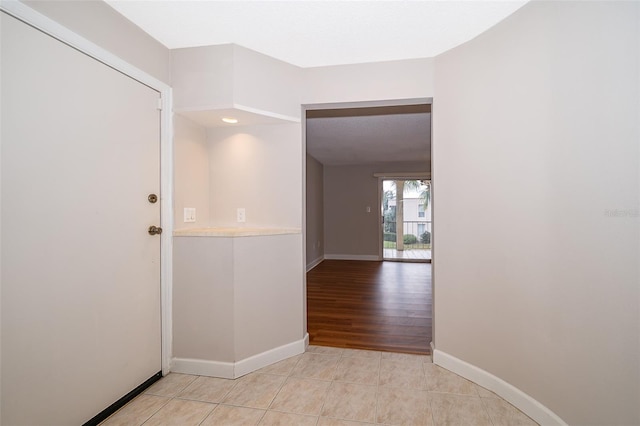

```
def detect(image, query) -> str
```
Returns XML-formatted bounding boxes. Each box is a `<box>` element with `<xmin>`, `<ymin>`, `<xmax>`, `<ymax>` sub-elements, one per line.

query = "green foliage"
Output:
<box><xmin>403</xmin><ymin>234</ymin><xmax>418</xmax><ymax>244</ymax></box>
<box><xmin>420</xmin><ymin>231</ymin><xmax>431</xmax><ymax>244</ymax></box>
<box><xmin>384</xmin><ymin>232</ymin><xmax>396</xmax><ymax>242</ymax></box>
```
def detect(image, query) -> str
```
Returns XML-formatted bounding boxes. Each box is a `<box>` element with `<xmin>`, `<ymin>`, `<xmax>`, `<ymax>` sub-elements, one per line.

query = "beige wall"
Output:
<box><xmin>173</xmin><ymin>233</ymin><xmax>304</xmax><ymax>365</ymax></box>
<box><xmin>305</xmin><ymin>154</ymin><xmax>324</xmax><ymax>268</ymax></box>
<box><xmin>25</xmin><ymin>0</ymin><xmax>171</xmax><ymax>84</ymax></box>
<box><xmin>173</xmin><ymin>237</ymin><xmax>235</xmax><ymax>362</ymax></box>
<box><xmin>174</xmin><ymin>115</ymin><xmax>210</xmax><ymax>229</ymax></box>
<box><xmin>208</xmin><ymin>123</ymin><xmax>302</xmax><ymax>228</ymax></box>
<box><xmin>233</xmin><ymin>45</ymin><xmax>302</xmax><ymax>119</ymax></box>
<box><xmin>171</xmin><ymin>45</ymin><xmax>235</xmax><ymax>111</ymax></box>
<box><xmin>234</xmin><ymin>234</ymin><xmax>304</xmax><ymax>359</ymax></box>
<box><xmin>433</xmin><ymin>1</ymin><xmax>639</xmax><ymax>424</ymax></box>
<box><xmin>303</xmin><ymin>58</ymin><xmax>434</xmax><ymax>105</ymax></box>
<box><xmin>323</xmin><ymin>162</ymin><xmax>429</xmax><ymax>258</ymax></box>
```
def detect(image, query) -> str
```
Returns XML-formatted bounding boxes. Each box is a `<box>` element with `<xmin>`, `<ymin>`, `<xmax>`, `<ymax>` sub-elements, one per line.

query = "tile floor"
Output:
<box><xmin>101</xmin><ymin>346</ymin><xmax>538</xmax><ymax>426</ymax></box>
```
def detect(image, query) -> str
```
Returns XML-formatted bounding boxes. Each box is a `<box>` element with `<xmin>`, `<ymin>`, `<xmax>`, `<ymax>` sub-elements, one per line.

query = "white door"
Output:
<box><xmin>1</xmin><ymin>13</ymin><xmax>162</xmax><ymax>425</ymax></box>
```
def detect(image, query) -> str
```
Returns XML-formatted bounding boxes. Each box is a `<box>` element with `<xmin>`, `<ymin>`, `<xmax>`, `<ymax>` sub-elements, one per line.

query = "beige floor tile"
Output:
<box><xmin>177</xmin><ymin>375</ymin><xmax>236</xmax><ymax>403</ymax></box>
<box><xmin>143</xmin><ymin>399</ymin><xmax>215</xmax><ymax>426</ymax></box>
<box><xmin>379</xmin><ymin>359</ymin><xmax>426</xmax><ymax>390</ymax></box>
<box><xmin>320</xmin><ymin>382</ymin><xmax>377</xmax><ymax>423</ymax></box>
<box><xmin>334</xmin><ymin>356</ymin><xmax>380</xmax><ymax>385</ymax></box>
<box><xmin>376</xmin><ymin>386</ymin><xmax>434</xmax><ymax>426</ymax></box>
<box><xmin>223</xmin><ymin>373</ymin><xmax>286</xmax><ymax>409</ymax></box>
<box><xmin>481</xmin><ymin>397</ymin><xmax>539</xmax><ymax>426</ymax></box>
<box><xmin>307</xmin><ymin>345</ymin><xmax>345</xmax><ymax>356</ymax></box>
<box><xmin>476</xmin><ymin>385</ymin><xmax>500</xmax><ymax>399</ymax></box>
<box><xmin>258</xmin><ymin>355</ymin><xmax>303</xmax><ymax>376</ymax></box>
<box><xmin>144</xmin><ymin>374</ymin><xmax>198</xmax><ymax>397</ymax></box>
<box><xmin>200</xmin><ymin>404</ymin><xmax>266</xmax><ymax>426</ymax></box>
<box><xmin>424</xmin><ymin>363</ymin><xmax>477</xmax><ymax>396</ymax></box>
<box><xmin>269</xmin><ymin>377</ymin><xmax>330</xmax><ymax>415</ymax></box>
<box><xmin>291</xmin><ymin>353</ymin><xmax>340</xmax><ymax>380</ymax></box>
<box><xmin>341</xmin><ymin>349</ymin><xmax>382</xmax><ymax>360</ymax></box>
<box><xmin>100</xmin><ymin>394</ymin><xmax>170</xmax><ymax>426</ymax></box>
<box><xmin>318</xmin><ymin>418</ymin><xmax>376</xmax><ymax>426</ymax></box>
<box><xmin>380</xmin><ymin>352</ymin><xmax>429</xmax><ymax>364</ymax></box>
<box><xmin>259</xmin><ymin>410</ymin><xmax>318</xmax><ymax>425</ymax></box>
<box><xmin>429</xmin><ymin>393</ymin><xmax>492</xmax><ymax>426</ymax></box>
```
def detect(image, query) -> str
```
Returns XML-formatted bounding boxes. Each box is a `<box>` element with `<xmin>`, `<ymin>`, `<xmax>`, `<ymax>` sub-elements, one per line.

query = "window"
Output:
<box><xmin>418</xmin><ymin>203</ymin><xmax>425</xmax><ymax>218</ymax></box>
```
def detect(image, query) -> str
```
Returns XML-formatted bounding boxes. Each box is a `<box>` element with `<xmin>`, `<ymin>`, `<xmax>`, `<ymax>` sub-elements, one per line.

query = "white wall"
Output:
<box><xmin>208</xmin><ymin>123</ymin><xmax>303</xmax><ymax>228</ymax></box>
<box><xmin>433</xmin><ymin>1</ymin><xmax>639</xmax><ymax>424</ymax></box>
<box><xmin>174</xmin><ymin>115</ymin><xmax>210</xmax><ymax>229</ymax></box>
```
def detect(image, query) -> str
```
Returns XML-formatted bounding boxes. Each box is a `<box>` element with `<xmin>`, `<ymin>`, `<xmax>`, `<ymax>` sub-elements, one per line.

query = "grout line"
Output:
<box><xmin>478</xmin><ymin>395</ymin><xmax>497</xmax><ymax>426</ymax></box>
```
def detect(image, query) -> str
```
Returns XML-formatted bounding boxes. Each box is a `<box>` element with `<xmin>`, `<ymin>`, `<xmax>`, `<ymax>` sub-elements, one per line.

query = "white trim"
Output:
<box><xmin>172</xmin><ymin>335</ymin><xmax>308</xmax><ymax>379</ymax></box>
<box><xmin>324</xmin><ymin>254</ymin><xmax>380</xmax><ymax>261</ymax></box>
<box><xmin>160</xmin><ymin>96</ymin><xmax>174</xmax><ymax>376</ymax></box>
<box><xmin>172</xmin><ymin>358</ymin><xmax>235</xmax><ymax>379</ymax></box>
<box><xmin>374</xmin><ymin>172</ymin><xmax>430</xmax><ymax>179</ymax></box>
<box><xmin>1</xmin><ymin>0</ymin><xmax>174</xmax><ymax>377</ymax></box>
<box><xmin>174</xmin><ymin>103</ymin><xmax>300</xmax><ymax>124</ymax></box>
<box><xmin>432</xmin><ymin>349</ymin><xmax>567</xmax><ymax>426</ymax></box>
<box><xmin>378</xmin><ymin>177</ymin><xmax>383</xmax><ymax>261</ymax></box>
<box><xmin>234</xmin><ymin>104</ymin><xmax>300</xmax><ymax>123</ymax></box>
<box><xmin>306</xmin><ymin>255</ymin><xmax>324</xmax><ymax>272</ymax></box>
<box><xmin>303</xmin><ymin>97</ymin><xmax>433</xmax><ymax>111</ymax></box>
<box><xmin>234</xmin><ymin>336</ymin><xmax>307</xmax><ymax>377</ymax></box>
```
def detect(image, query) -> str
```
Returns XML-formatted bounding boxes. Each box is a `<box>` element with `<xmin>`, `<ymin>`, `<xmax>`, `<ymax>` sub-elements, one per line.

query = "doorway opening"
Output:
<box><xmin>304</xmin><ymin>99</ymin><xmax>433</xmax><ymax>354</ymax></box>
<box><xmin>382</xmin><ymin>178</ymin><xmax>431</xmax><ymax>262</ymax></box>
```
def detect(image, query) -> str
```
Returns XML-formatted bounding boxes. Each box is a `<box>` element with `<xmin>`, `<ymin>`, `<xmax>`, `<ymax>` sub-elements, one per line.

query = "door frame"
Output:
<box><xmin>302</xmin><ymin>97</ymin><xmax>432</xmax><ymax>347</ymax></box>
<box><xmin>0</xmin><ymin>1</ymin><xmax>174</xmax><ymax>375</ymax></box>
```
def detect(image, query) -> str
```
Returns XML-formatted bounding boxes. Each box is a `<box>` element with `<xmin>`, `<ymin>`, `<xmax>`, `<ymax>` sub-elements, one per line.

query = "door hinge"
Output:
<box><xmin>157</xmin><ymin>98</ymin><xmax>163</xmax><ymax>111</ymax></box>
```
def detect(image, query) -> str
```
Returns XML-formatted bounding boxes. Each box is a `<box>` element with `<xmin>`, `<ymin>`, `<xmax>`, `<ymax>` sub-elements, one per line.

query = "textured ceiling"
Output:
<box><xmin>306</xmin><ymin>105</ymin><xmax>431</xmax><ymax>166</ymax></box>
<box><xmin>106</xmin><ymin>0</ymin><xmax>529</xmax><ymax>68</ymax></box>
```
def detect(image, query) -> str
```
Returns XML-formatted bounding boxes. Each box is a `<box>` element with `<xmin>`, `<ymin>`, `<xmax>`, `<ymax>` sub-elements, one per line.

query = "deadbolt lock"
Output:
<box><xmin>148</xmin><ymin>194</ymin><xmax>158</xmax><ymax>203</ymax></box>
<box><xmin>148</xmin><ymin>226</ymin><xmax>163</xmax><ymax>235</ymax></box>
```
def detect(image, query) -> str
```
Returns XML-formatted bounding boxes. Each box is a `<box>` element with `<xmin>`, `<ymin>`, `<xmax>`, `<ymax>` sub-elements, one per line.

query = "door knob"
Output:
<box><xmin>148</xmin><ymin>226</ymin><xmax>163</xmax><ymax>235</ymax></box>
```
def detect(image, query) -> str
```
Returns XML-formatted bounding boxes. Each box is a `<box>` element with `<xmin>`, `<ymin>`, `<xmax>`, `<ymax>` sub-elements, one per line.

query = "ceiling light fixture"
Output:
<box><xmin>222</xmin><ymin>117</ymin><xmax>238</xmax><ymax>124</ymax></box>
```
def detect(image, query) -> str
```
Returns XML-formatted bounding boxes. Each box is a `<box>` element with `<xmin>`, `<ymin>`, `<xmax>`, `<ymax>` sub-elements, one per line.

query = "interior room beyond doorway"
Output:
<box><xmin>307</xmin><ymin>260</ymin><xmax>432</xmax><ymax>354</ymax></box>
<box><xmin>305</xmin><ymin>100</ymin><xmax>432</xmax><ymax>354</ymax></box>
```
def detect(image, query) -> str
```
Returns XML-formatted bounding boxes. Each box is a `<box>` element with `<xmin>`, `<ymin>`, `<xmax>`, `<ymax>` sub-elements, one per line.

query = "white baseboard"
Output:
<box><xmin>234</xmin><ymin>335</ymin><xmax>308</xmax><ymax>377</ymax></box>
<box><xmin>306</xmin><ymin>256</ymin><xmax>324</xmax><ymax>272</ymax></box>
<box><xmin>171</xmin><ymin>334</ymin><xmax>308</xmax><ymax>379</ymax></box>
<box><xmin>432</xmin><ymin>349</ymin><xmax>567</xmax><ymax>426</ymax></box>
<box><xmin>171</xmin><ymin>357</ymin><xmax>235</xmax><ymax>379</ymax></box>
<box><xmin>324</xmin><ymin>254</ymin><xmax>380</xmax><ymax>261</ymax></box>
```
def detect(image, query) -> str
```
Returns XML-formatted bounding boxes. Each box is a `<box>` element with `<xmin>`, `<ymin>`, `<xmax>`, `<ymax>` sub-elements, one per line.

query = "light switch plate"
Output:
<box><xmin>237</xmin><ymin>208</ymin><xmax>246</xmax><ymax>223</ymax></box>
<box><xmin>184</xmin><ymin>207</ymin><xmax>196</xmax><ymax>223</ymax></box>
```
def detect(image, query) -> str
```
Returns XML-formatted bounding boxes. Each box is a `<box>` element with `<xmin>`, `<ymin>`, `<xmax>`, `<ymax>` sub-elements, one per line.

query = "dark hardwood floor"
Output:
<box><xmin>307</xmin><ymin>260</ymin><xmax>432</xmax><ymax>354</ymax></box>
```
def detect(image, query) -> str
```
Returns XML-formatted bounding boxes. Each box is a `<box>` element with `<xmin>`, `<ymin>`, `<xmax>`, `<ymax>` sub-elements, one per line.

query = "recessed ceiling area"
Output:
<box><xmin>306</xmin><ymin>104</ymin><xmax>431</xmax><ymax>166</ymax></box>
<box><xmin>105</xmin><ymin>1</ymin><xmax>529</xmax><ymax>68</ymax></box>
